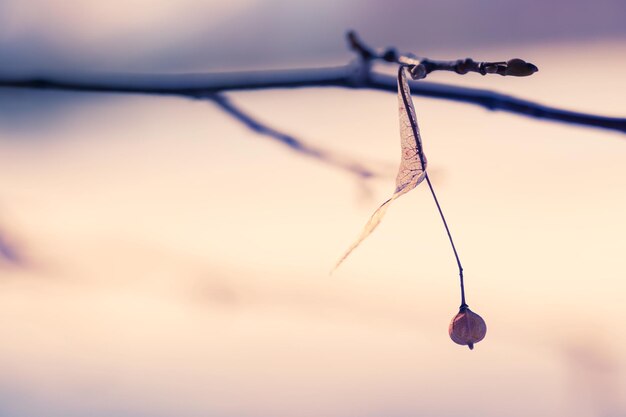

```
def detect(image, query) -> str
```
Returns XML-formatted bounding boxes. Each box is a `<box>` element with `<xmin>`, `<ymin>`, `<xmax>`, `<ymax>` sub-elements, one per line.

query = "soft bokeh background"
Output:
<box><xmin>1</xmin><ymin>1</ymin><xmax>625</xmax><ymax>417</ymax></box>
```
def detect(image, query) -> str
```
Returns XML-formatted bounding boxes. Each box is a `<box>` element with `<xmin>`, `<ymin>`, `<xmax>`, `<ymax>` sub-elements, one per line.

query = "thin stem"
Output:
<box><xmin>396</xmin><ymin>64</ymin><xmax>467</xmax><ymax>308</ymax></box>
<box><xmin>424</xmin><ymin>173</ymin><xmax>467</xmax><ymax>308</ymax></box>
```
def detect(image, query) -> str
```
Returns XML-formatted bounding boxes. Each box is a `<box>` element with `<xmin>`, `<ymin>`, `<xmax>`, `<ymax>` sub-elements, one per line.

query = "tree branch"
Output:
<box><xmin>366</xmin><ymin>74</ymin><xmax>626</xmax><ymax>133</ymax></box>
<box><xmin>209</xmin><ymin>93</ymin><xmax>380</xmax><ymax>178</ymax></box>
<box><xmin>0</xmin><ymin>31</ymin><xmax>623</xmax><ymax>134</ymax></box>
<box><xmin>347</xmin><ymin>30</ymin><xmax>539</xmax><ymax>78</ymax></box>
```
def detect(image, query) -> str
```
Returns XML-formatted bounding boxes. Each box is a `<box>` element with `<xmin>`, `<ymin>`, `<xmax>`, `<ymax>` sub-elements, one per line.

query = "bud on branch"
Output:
<box><xmin>347</xmin><ymin>31</ymin><xmax>538</xmax><ymax>80</ymax></box>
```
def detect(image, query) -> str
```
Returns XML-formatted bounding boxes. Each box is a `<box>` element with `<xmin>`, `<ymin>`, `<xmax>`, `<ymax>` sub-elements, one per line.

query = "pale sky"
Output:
<box><xmin>0</xmin><ymin>2</ymin><xmax>625</xmax><ymax>417</ymax></box>
<box><xmin>1</xmin><ymin>0</ymin><xmax>625</xmax><ymax>71</ymax></box>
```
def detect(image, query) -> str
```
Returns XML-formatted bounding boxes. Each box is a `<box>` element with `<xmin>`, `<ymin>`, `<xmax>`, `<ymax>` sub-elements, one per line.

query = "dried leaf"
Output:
<box><xmin>395</xmin><ymin>66</ymin><xmax>428</xmax><ymax>197</ymax></box>
<box><xmin>332</xmin><ymin>67</ymin><xmax>427</xmax><ymax>272</ymax></box>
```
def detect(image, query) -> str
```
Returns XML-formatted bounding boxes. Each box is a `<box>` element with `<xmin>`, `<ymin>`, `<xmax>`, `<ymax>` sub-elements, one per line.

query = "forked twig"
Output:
<box><xmin>0</xmin><ymin>31</ymin><xmax>622</xmax><ymax>138</ymax></box>
<box><xmin>208</xmin><ymin>93</ymin><xmax>379</xmax><ymax>178</ymax></box>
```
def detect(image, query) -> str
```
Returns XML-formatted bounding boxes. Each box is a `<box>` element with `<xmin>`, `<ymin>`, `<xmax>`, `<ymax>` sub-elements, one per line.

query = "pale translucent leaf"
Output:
<box><xmin>332</xmin><ymin>67</ymin><xmax>427</xmax><ymax>272</ymax></box>
<box><xmin>395</xmin><ymin>67</ymin><xmax>427</xmax><ymax>196</ymax></box>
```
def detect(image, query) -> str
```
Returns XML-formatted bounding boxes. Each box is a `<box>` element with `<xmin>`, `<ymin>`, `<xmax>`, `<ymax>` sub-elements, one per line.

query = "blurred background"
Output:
<box><xmin>0</xmin><ymin>1</ymin><xmax>625</xmax><ymax>416</ymax></box>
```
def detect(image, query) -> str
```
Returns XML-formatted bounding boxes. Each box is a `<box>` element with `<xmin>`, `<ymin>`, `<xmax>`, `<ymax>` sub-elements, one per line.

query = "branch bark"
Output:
<box><xmin>2</xmin><ymin>66</ymin><xmax>623</xmax><ymax>134</ymax></box>
<box><xmin>0</xmin><ymin>31</ymin><xmax>624</xmax><ymax>134</ymax></box>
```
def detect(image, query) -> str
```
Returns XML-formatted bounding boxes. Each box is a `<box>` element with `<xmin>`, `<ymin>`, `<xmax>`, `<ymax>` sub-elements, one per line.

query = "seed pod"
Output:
<box><xmin>449</xmin><ymin>306</ymin><xmax>487</xmax><ymax>350</ymax></box>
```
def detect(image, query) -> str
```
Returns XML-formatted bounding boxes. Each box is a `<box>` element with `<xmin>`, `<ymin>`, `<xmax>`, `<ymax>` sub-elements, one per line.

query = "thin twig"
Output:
<box><xmin>0</xmin><ymin>31</ymin><xmax>623</xmax><ymax>134</ymax></box>
<box><xmin>348</xmin><ymin>30</ymin><xmax>539</xmax><ymax>79</ymax></box>
<box><xmin>366</xmin><ymin>74</ymin><xmax>626</xmax><ymax>133</ymax></box>
<box><xmin>1</xmin><ymin>66</ymin><xmax>623</xmax><ymax>134</ymax></box>
<box><xmin>209</xmin><ymin>93</ymin><xmax>379</xmax><ymax>178</ymax></box>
